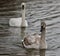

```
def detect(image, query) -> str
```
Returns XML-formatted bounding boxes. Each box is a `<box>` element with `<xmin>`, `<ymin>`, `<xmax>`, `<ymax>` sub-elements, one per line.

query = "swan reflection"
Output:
<box><xmin>25</xmin><ymin>49</ymin><xmax>46</xmax><ymax>56</ymax></box>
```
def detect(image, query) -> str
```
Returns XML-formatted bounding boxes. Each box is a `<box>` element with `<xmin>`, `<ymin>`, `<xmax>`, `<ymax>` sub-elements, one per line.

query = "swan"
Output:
<box><xmin>9</xmin><ymin>3</ymin><xmax>28</xmax><ymax>27</ymax></box>
<box><xmin>22</xmin><ymin>20</ymin><xmax>47</xmax><ymax>49</ymax></box>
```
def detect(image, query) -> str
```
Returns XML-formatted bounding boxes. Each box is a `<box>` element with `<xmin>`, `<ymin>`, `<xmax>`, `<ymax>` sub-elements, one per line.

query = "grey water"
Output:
<box><xmin>0</xmin><ymin>0</ymin><xmax>60</xmax><ymax>56</ymax></box>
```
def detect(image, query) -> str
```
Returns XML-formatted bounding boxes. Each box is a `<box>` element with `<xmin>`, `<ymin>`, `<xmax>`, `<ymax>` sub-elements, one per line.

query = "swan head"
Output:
<box><xmin>21</xmin><ymin>2</ymin><xmax>26</xmax><ymax>10</ymax></box>
<box><xmin>40</xmin><ymin>20</ymin><xmax>46</xmax><ymax>32</ymax></box>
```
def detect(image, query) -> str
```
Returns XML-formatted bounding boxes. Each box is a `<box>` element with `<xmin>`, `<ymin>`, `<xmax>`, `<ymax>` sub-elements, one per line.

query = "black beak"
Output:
<box><xmin>40</xmin><ymin>26</ymin><xmax>43</xmax><ymax>32</ymax></box>
<box><xmin>22</xmin><ymin>5</ymin><xmax>24</xmax><ymax>10</ymax></box>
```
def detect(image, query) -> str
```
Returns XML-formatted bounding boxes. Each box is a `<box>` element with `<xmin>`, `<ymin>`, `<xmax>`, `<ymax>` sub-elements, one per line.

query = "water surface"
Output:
<box><xmin>0</xmin><ymin>0</ymin><xmax>60</xmax><ymax>56</ymax></box>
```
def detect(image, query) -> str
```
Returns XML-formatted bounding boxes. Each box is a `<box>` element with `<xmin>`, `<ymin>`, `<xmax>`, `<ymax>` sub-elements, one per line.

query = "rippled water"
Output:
<box><xmin>0</xmin><ymin>0</ymin><xmax>60</xmax><ymax>56</ymax></box>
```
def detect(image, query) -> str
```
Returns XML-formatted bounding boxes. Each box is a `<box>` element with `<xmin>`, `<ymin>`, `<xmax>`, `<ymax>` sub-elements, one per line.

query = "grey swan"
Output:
<box><xmin>22</xmin><ymin>20</ymin><xmax>47</xmax><ymax>49</ymax></box>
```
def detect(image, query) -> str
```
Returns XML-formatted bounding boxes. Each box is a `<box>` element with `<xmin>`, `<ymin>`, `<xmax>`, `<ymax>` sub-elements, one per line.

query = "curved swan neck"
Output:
<box><xmin>40</xmin><ymin>21</ymin><xmax>46</xmax><ymax>41</ymax></box>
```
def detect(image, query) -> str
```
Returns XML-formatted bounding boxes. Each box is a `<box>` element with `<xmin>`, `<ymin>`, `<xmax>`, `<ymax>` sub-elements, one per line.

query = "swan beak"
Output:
<box><xmin>40</xmin><ymin>29</ymin><xmax>42</xmax><ymax>32</ymax></box>
<box><xmin>22</xmin><ymin>5</ymin><xmax>24</xmax><ymax>10</ymax></box>
<box><xmin>40</xmin><ymin>26</ymin><xmax>43</xmax><ymax>32</ymax></box>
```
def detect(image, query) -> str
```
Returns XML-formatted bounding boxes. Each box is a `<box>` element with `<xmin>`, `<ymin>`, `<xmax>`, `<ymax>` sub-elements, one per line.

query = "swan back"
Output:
<box><xmin>9</xmin><ymin>18</ymin><xmax>22</xmax><ymax>27</ymax></box>
<box><xmin>22</xmin><ymin>34</ymin><xmax>41</xmax><ymax>49</ymax></box>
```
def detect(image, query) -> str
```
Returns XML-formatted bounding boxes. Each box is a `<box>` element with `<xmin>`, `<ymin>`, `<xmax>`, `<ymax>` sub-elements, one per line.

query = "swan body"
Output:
<box><xmin>22</xmin><ymin>34</ymin><xmax>41</xmax><ymax>49</ymax></box>
<box><xmin>9</xmin><ymin>18</ymin><xmax>28</xmax><ymax>27</ymax></box>
<box><xmin>22</xmin><ymin>21</ymin><xmax>47</xmax><ymax>49</ymax></box>
<box><xmin>9</xmin><ymin>3</ymin><xmax>28</xmax><ymax>27</ymax></box>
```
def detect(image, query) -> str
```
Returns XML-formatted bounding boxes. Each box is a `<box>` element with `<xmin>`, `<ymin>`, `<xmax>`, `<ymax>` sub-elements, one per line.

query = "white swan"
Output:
<box><xmin>9</xmin><ymin>3</ymin><xmax>28</xmax><ymax>27</ymax></box>
<box><xmin>22</xmin><ymin>21</ymin><xmax>47</xmax><ymax>49</ymax></box>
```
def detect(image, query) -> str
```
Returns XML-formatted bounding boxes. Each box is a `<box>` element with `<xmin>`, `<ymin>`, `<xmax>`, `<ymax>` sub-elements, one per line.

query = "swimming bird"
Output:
<box><xmin>9</xmin><ymin>3</ymin><xmax>28</xmax><ymax>27</ymax></box>
<box><xmin>22</xmin><ymin>20</ymin><xmax>47</xmax><ymax>49</ymax></box>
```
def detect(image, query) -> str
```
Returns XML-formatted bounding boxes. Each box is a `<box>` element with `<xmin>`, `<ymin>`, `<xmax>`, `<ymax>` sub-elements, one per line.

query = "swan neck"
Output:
<box><xmin>22</xmin><ymin>9</ymin><xmax>25</xmax><ymax>21</ymax></box>
<box><xmin>41</xmin><ymin>29</ymin><xmax>46</xmax><ymax>41</ymax></box>
<box><xmin>21</xmin><ymin>9</ymin><xmax>26</xmax><ymax>27</ymax></box>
